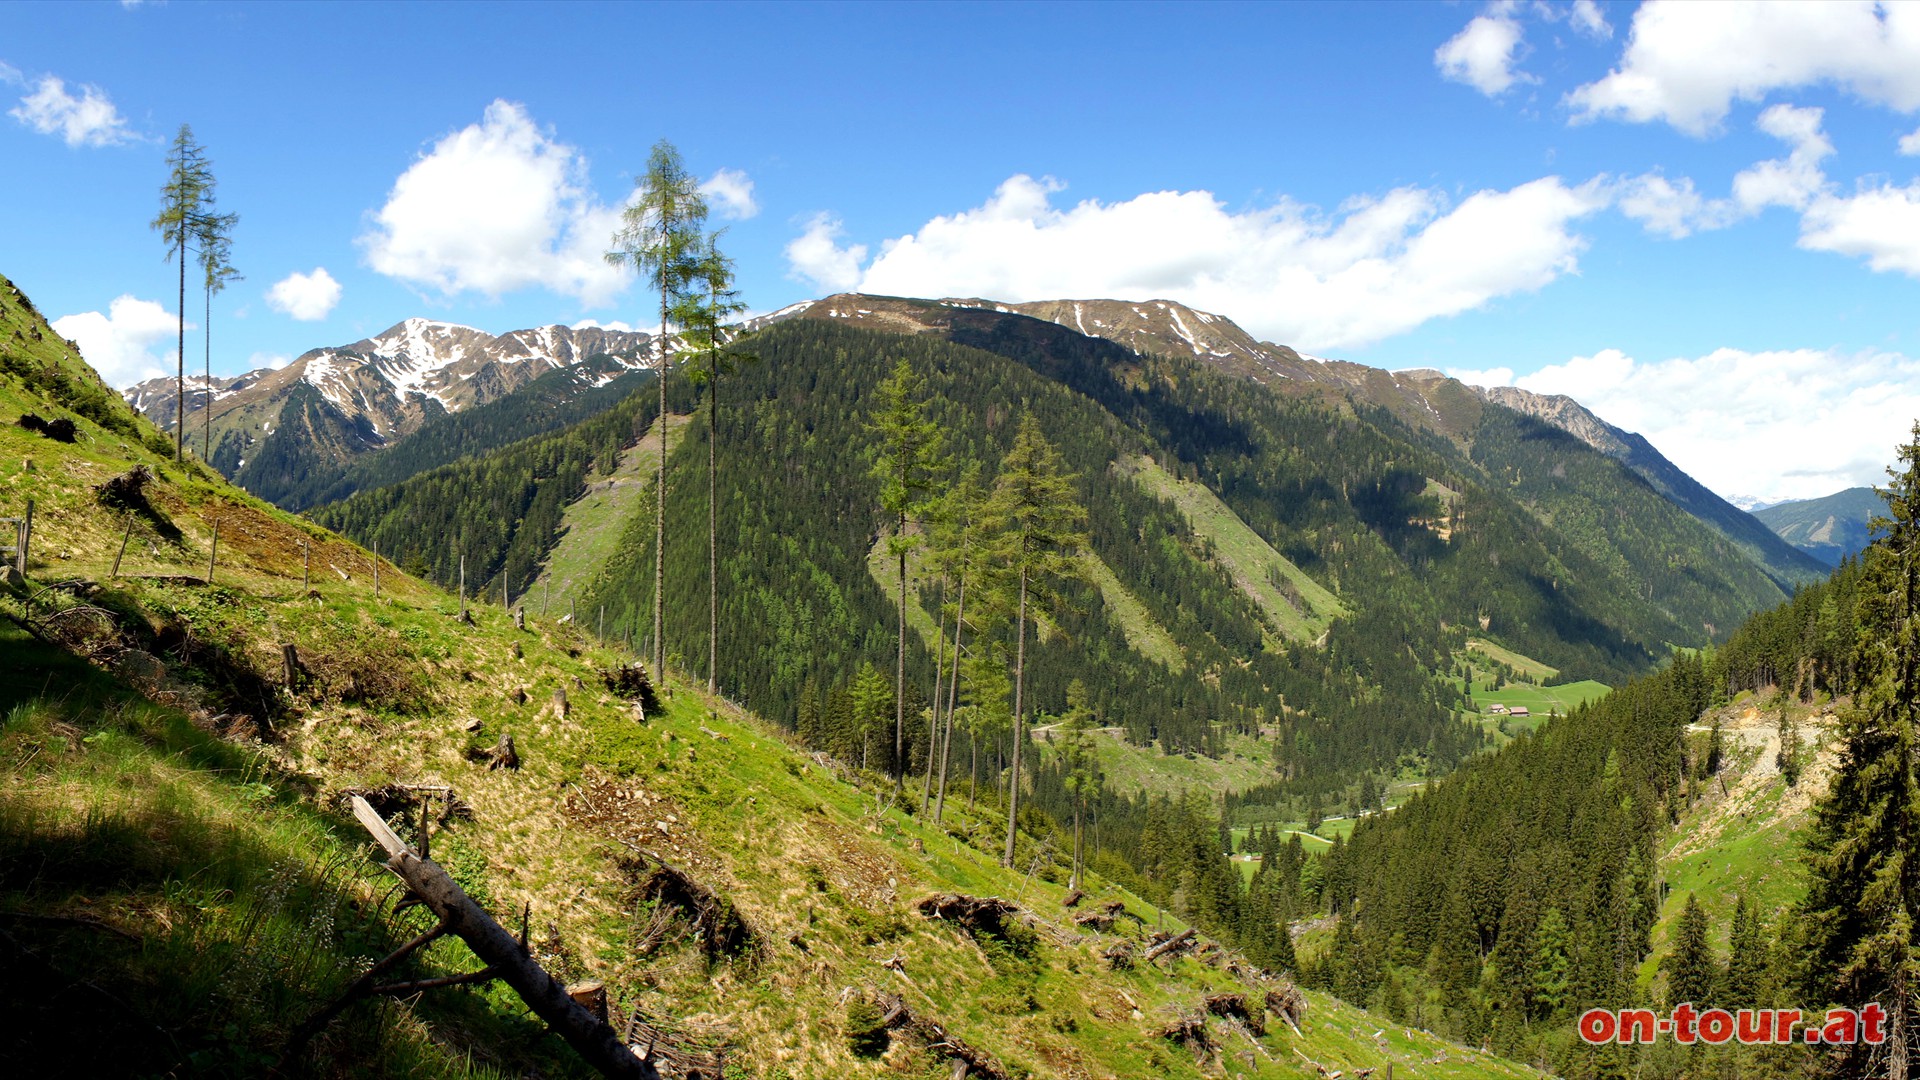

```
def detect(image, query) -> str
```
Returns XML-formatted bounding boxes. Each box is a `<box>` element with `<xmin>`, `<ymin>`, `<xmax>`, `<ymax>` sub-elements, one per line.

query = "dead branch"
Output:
<box><xmin>1206</xmin><ymin>992</ymin><xmax>1265</xmax><ymax>1038</ymax></box>
<box><xmin>325</xmin><ymin>796</ymin><xmax>662</xmax><ymax>1078</ymax></box>
<box><xmin>1144</xmin><ymin>927</ymin><xmax>1196</xmax><ymax>964</ymax></box>
<box><xmin>873</xmin><ymin>992</ymin><xmax>1013</xmax><ymax>1080</ymax></box>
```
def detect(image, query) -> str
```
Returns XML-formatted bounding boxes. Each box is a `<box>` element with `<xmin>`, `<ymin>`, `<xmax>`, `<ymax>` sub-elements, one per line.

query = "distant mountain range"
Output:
<box><xmin>1754</xmin><ymin>486</ymin><xmax>1885</xmax><ymax>565</ymax></box>
<box><xmin>123</xmin><ymin>318</ymin><xmax>660</xmax><ymax>508</ymax></box>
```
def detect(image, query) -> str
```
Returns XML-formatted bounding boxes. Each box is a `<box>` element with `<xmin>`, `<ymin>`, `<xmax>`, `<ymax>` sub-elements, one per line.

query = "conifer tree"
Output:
<box><xmin>986</xmin><ymin>416</ymin><xmax>1088</xmax><ymax>867</ymax></box>
<box><xmin>672</xmin><ymin>233</ymin><xmax>749</xmax><ymax>694</ymax></box>
<box><xmin>868</xmin><ymin>359</ymin><xmax>946</xmax><ymax>796</ymax></box>
<box><xmin>930</xmin><ymin>462</ymin><xmax>989</xmax><ymax>823</ymax></box>
<box><xmin>152</xmin><ymin>124</ymin><xmax>215</xmax><ymax>462</ymax></box>
<box><xmin>1803</xmin><ymin>421</ymin><xmax>1920</xmax><ymax>1079</ymax></box>
<box><xmin>1666</xmin><ymin>892</ymin><xmax>1717</xmax><ymax>1008</ymax></box>
<box><xmin>1059</xmin><ymin>679</ymin><xmax>1101</xmax><ymax>890</ymax></box>
<box><xmin>607</xmin><ymin>140</ymin><xmax>707</xmax><ymax>682</ymax></box>
<box><xmin>1723</xmin><ymin>894</ymin><xmax>1768</xmax><ymax>1007</ymax></box>
<box><xmin>1531</xmin><ymin>907</ymin><xmax>1574</xmax><ymax>1020</ymax></box>
<box><xmin>195</xmin><ymin>209</ymin><xmax>238</xmax><ymax>464</ymax></box>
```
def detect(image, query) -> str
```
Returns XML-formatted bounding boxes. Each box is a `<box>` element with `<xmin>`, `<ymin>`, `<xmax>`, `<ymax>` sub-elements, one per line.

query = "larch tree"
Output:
<box><xmin>986</xmin><ymin>415</ymin><xmax>1087</xmax><ymax>868</ymax></box>
<box><xmin>151</xmin><ymin>125</ymin><xmax>215</xmax><ymax>462</ymax></box>
<box><xmin>1058</xmin><ymin>678</ymin><xmax>1101</xmax><ymax>890</ymax></box>
<box><xmin>929</xmin><ymin>460</ymin><xmax>988</xmax><ymax>824</ymax></box>
<box><xmin>1803</xmin><ymin>421</ymin><xmax>1920</xmax><ymax>1079</ymax></box>
<box><xmin>196</xmin><ymin>208</ymin><xmax>239</xmax><ymax>465</ymax></box>
<box><xmin>607</xmin><ymin>140</ymin><xmax>707</xmax><ymax>682</ymax></box>
<box><xmin>867</xmin><ymin>358</ymin><xmax>946</xmax><ymax>797</ymax></box>
<box><xmin>672</xmin><ymin>233</ymin><xmax>750</xmax><ymax>695</ymax></box>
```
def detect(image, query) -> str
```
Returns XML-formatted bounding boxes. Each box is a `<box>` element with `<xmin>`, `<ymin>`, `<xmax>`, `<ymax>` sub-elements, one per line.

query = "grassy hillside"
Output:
<box><xmin>529</xmin><ymin>412</ymin><xmax>689</xmax><ymax>621</ymax></box>
<box><xmin>0</xmin><ymin>272</ymin><xmax>1542</xmax><ymax>1076</ymax></box>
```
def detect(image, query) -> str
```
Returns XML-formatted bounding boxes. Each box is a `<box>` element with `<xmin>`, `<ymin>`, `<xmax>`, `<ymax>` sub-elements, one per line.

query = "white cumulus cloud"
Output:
<box><xmin>266</xmin><ymin>267</ymin><xmax>342</xmax><ymax>321</ymax></box>
<box><xmin>1568</xmin><ymin>0</ymin><xmax>1920</xmax><ymax>135</ymax></box>
<box><xmin>792</xmin><ymin>173</ymin><xmax>1608</xmax><ymax>352</ymax></box>
<box><xmin>1800</xmin><ymin>182</ymin><xmax>1920</xmax><ymax>276</ymax></box>
<box><xmin>572</xmin><ymin>317</ymin><xmax>637</xmax><ymax>333</ymax></box>
<box><xmin>9</xmin><ymin>74</ymin><xmax>134</xmax><ymax>147</ymax></box>
<box><xmin>785</xmin><ymin>212</ymin><xmax>868</xmax><ymax>293</ymax></box>
<box><xmin>1619</xmin><ymin>104</ymin><xmax>1835</xmax><ymax>238</ymax></box>
<box><xmin>51</xmin><ymin>296</ymin><xmax>182</xmax><ymax>389</ymax></box>
<box><xmin>1451</xmin><ymin>345</ymin><xmax>1920</xmax><ymax>504</ymax></box>
<box><xmin>359</xmin><ymin>99</ymin><xmax>628</xmax><ymax>306</ymax></box>
<box><xmin>702</xmin><ymin>167</ymin><xmax>759</xmax><ymax>220</ymax></box>
<box><xmin>246</xmin><ymin>352</ymin><xmax>292</xmax><ymax>372</ymax></box>
<box><xmin>1436</xmin><ymin>7</ymin><xmax>1533</xmax><ymax>97</ymax></box>
<box><xmin>1901</xmin><ymin>126</ymin><xmax>1920</xmax><ymax>155</ymax></box>
<box><xmin>1568</xmin><ymin>0</ymin><xmax>1611</xmax><ymax>40</ymax></box>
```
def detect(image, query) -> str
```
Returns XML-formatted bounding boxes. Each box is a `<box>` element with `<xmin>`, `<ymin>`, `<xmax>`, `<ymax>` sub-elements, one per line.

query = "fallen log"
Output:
<box><xmin>335</xmin><ymin>796</ymin><xmax>661</xmax><ymax>1079</ymax></box>
<box><xmin>1074</xmin><ymin>910</ymin><xmax>1116</xmax><ymax>932</ymax></box>
<box><xmin>1143</xmin><ymin>927</ymin><xmax>1196</xmax><ymax>963</ymax></box>
<box><xmin>915</xmin><ymin>893</ymin><xmax>1021</xmax><ymax>938</ymax></box>
<box><xmin>1266</xmin><ymin>982</ymin><xmax>1308</xmax><ymax>1035</ymax></box>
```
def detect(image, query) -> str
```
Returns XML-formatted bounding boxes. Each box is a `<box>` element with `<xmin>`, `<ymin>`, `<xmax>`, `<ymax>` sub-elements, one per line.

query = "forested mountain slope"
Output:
<box><xmin>1754</xmin><ymin>485</ymin><xmax>1884</xmax><ymax>565</ymax></box>
<box><xmin>1310</xmin><ymin>547</ymin><xmax>1870</xmax><ymax>1077</ymax></box>
<box><xmin>1</xmin><ymin>269</ymin><xmax>1538</xmax><ymax>1079</ymax></box>
<box><xmin>317</xmin><ymin>302</ymin><xmax>1805</xmax><ymax>811</ymax></box>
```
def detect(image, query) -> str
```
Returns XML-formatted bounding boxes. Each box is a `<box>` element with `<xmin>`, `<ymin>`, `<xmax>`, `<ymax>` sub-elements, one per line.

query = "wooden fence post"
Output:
<box><xmin>19</xmin><ymin>498</ymin><xmax>32</xmax><ymax>576</ymax></box>
<box><xmin>459</xmin><ymin>554</ymin><xmax>467</xmax><ymax>620</ymax></box>
<box><xmin>282</xmin><ymin>643</ymin><xmax>299</xmax><ymax>689</ymax></box>
<box><xmin>303</xmin><ymin>539</ymin><xmax>311</xmax><ymax>590</ymax></box>
<box><xmin>598</xmin><ymin>605</ymin><xmax>604</xmax><ymax>641</ymax></box>
<box><xmin>515</xmin><ymin>607</ymin><xmax>526</xmax><ymax>631</ymax></box>
<box><xmin>206</xmin><ymin>518</ymin><xmax>219</xmax><ymax>584</ymax></box>
<box><xmin>112</xmin><ymin>514</ymin><xmax>132</xmax><ymax>579</ymax></box>
<box><xmin>543</xmin><ymin>579</ymin><xmax>551</xmax><ymax>617</ymax></box>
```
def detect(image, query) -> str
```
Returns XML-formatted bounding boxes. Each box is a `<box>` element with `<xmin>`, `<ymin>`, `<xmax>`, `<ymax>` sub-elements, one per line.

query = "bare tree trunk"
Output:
<box><xmin>175</xmin><ymin>235</ymin><xmax>185</xmax><ymax>462</ymax></box>
<box><xmin>1071</xmin><ymin>799</ymin><xmax>1083</xmax><ymax>892</ymax></box>
<box><xmin>922</xmin><ymin>575</ymin><xmax>949</xmax><ymax>816</ymax></box>
<box><xmin>935</xmin><ymin>574</ymin><xmax>967</xmax><ymax>824</ymax></box>
<box><xmin>895</xmin><ymin>521</ymin><xmax>908</xmax><ymax>797</ymax></box>
<box><xmin>708</xmin><ymin>374</ymin><xmax>718</xmax><ymax>695</ymax></box>
<box><xmin>343</xmin><ymin>798</ymin><xmax>660</xmax><ymax>1078</ymax></box>
<box><xmin>203</xmin><ymin>282</ymin><xmax>212</xmax><ymax>465</ymax></box>
<box><xmin>654</xmin><ymin>317</ymin><xmax>667</xmax><ymax>683</ymax></box>
<box><xmin>1004</xmin><ymin>567</ymin><xmax>1028</xmax><ymax>868</ymax></box>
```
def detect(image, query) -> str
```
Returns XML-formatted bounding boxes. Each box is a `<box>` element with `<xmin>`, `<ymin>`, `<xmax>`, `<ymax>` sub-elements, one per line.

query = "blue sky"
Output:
<box><xmin>4</xmin><ymin>0</ymin><xmax>1920</xmax><ymax>502</ymax></box>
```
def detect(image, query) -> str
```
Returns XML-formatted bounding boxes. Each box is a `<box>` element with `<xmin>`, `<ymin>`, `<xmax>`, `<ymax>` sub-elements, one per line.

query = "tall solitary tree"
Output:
<box><xmin>868</xmin><ymin>358</ymin><xmax>946</xmax><ymax>796</ymax></box>
<box><xmin>196</xmin><ymin>208</ymin><xmax>239</xmax><ymax>464</ymax></box>
<box><xmin>986</xmin><ymin>415</ymin><xmax>1087</xmax><ymax>868</ymax></box>
<box><xmin>672</xmin><ymin>233</ymin><xmax>750</xmax><ymax>695</ymax></box>
<box><xmin>152</xmin><ymin>125</ymin><xmax>215</xmax><ymax>462</ymax></box>
<box><xmin>607</xmin><ymin>140</ymin><xmax>708</xmax><ymax>681</ymax></box>
<box><xmin>1802</xmin><ymin>421</ymin><xmax>1920</xmax><ymax>1079</ymax></box>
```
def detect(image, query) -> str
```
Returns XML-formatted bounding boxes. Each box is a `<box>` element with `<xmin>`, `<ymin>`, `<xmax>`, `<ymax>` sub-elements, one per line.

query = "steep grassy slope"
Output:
<box><xmin>529</xmin><ymin>412</ymin><xmax>689</xmax><ymax>621</ymax></box>
<box><xmin>1</xmin><ymin>273</ymin><xmax>1541</xmax><ymax>1077</ymax></box>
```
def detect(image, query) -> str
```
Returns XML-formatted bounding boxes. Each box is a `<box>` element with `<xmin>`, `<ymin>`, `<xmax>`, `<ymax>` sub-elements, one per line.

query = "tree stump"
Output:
<box><xmin>488</xmin><ymin>733</ymin><xmax>519</xmax><ymax>771</ymax></box>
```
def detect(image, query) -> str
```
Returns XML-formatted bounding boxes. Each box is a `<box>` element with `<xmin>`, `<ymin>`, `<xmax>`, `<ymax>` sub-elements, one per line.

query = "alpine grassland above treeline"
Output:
<box><xmin>0</xmin><ymin>268</ymin><xmax>1547</xmax><ymax>1077</ymax></box>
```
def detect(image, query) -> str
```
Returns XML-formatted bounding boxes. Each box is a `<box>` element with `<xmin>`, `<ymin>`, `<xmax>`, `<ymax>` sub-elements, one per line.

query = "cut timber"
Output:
<box><xmin>915</xmin><ymin>893</ymin><xmax>1021</xmax><ymax>939</ymax></box>
<box><xmin>1205</xmin><ymin>992</ymin><xmax>1265</xmax><ymax>1037</ymax></box>
<box><xmin>1158</xmin><ymin>1009</ymin><xmax>1217</xmax><ymax>1063</ymax></box>
<box><xmin>632</xmin><ymin>860</ymin><xmax>758</xmax><ymax>963</ymax></box>
<box><xmin>1073</xmin><ymin>910</ymin><xmax>1116</xmax><ymax>932</ymax></box>
<box><xmin>343</xmin><ymin>797</ymin><xmax>661</xmax><ymax>1078</ymax></box>
<box><xmin>1101</xmin><ymin>940</ymin><xmax>1136</xmax><ymax>970</ymax></box>
<box><xmin>1061</xmin><ymin>888</ymin><xmax>1085</xmax><ymax>908</ymax></box>
<box><xmin>1265</xmin><ymin>983</ymin><xmax>1308</xmax><ymax>1035</ymax></box>
<box><xmin>1143</xmin><ymin>927</ymin><xmax>1196</xmax><ymax>963</ymax></box>
<box><xmin>874</xmin><ymin>992</ymin><xmax>1013</xmax><ymax>1080</ymax></box>
<box><xmin>697</xmin><ymin>725</ymin><xmax>729</xmax><ymax>742</ymax></box>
